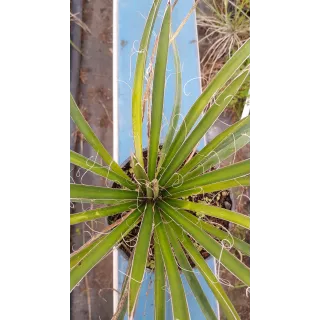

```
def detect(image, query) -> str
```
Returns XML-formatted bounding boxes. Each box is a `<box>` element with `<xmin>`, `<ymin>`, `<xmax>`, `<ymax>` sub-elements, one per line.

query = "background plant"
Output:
<box><xmin>70</xmin><ymin>1</ymin><xmax>250</xmax><ymax>319</ymax></box>
<box><xmin>197</xmin><ymin>0</ymin><xmax>250</xmax><ymax>79</ymax></box>
<box><xmin>197</xmin><ymin>0</ymin><xmax>250</xmax><ymax>122</ymax></box>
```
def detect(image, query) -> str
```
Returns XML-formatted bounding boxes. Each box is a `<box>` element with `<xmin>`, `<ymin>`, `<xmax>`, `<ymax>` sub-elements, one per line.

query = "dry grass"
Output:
<box><xmin>70</xmin><ymin>12</ymin><xmax>91</xmax><ymax>56</ymax></box>
<box><xmin>70</xmin><ymin>12</ymin><xmax>91</xmax><ymax>34</ymax></box>
<box><xmin>197</xmin><ymin>0</ymin><xmax>250</xmax><ymax>79</ymax></box>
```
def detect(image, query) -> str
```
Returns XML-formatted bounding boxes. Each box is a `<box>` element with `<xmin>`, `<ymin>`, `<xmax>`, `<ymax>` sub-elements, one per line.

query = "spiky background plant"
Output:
<box><xmin>197</xmin><ymin>0</ymin><xmax>250</xmax><ymax>78</ymax></box>
<box><xmin>70</xmin><ymin>1</ymin><xmax>250</xmax><ymax>319</ymax></box>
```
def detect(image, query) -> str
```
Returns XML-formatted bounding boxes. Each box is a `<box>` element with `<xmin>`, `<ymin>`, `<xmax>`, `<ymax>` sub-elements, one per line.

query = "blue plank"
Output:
<box><xmin>116</xmin><ymin>0</ymin><xmax>219</xmax><ymax>318</ymax></box>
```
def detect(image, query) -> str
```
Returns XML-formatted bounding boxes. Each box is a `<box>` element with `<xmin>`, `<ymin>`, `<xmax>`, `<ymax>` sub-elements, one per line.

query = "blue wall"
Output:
<box><xmin>116</xmin><ymin>1</ymin><xmax>218</xmax><ymax>318</ymax></box>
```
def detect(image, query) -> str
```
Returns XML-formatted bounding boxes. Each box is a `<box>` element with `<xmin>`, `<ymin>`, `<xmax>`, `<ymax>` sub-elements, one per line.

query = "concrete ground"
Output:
<box><xmin>70</xmin><ymin>0</ymin><xmax>114</xmax><ymax>319</ymax></box>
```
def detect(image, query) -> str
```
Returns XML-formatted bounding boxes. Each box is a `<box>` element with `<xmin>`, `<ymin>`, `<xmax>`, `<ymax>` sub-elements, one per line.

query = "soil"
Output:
<box><xmin>108</xmin><ymin>149</ymin><xmax>233</xmax><ymax>269</ymax></box>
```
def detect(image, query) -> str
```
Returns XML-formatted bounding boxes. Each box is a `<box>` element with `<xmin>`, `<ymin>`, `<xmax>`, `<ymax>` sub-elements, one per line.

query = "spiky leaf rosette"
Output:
<box><xmin>70</xmin><ymin>2</ymin><xmax>250</xmax><ymax>319</ymax></box>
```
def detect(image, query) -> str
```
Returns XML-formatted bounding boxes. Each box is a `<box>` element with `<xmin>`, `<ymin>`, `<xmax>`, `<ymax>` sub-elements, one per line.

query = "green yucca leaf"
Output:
<box><xmin>205</xmin><ymin>120</ymin><xmax>250</xmax><ymax>160</ymax></box>
<box><xmin>70</xmin><ymin>201</ymin><xmax>137</xmax><ymax>225</ymax></box>
<box><xmin>165</xmin><ymin>175</ymin><xmax>250</xmax><ymax>198</ymax></box>
<box><xmin>70</xmin><ymin>209</ymin><xmax>139</xmax><ymax>271</ymax></box>
<box><xmin>166</xmin><ymin>220</ymin><xmax>241</xmax><ymax>320</ymax></box>
<box><xmin>176</xmin><ymin>116</ymin><xmax>250</xmax><ymax>179</ymax></box>
<box><xmin>158</xmin><ymin>201</ymin><xmax>250</xmax><ymax>286</ymax></box>
<box><xmin>154</xmin><ymin>207</ymin><xmax>190</xmax><ymax>320</ymax></box>
<box><xmin>131</xmin><ymin>154</ymin><xmax>148</xmax><ymax>194</ymax></box>
<box><xmin>157</xmin><ymin>37</ymin><xmax>182</xmax><ymax>175</ymax></box>
<box><xmin>169</xmin><ymin>208</ymin><xmax>250</xmax><ymax>256</ymax></box>
<box><xmin>182</xmin><ymin>129</ymin><xmax>250</xmax><ymax>182</ymax></box>
<box><xmin>70</xmin><ymin>184</ymin><xmax>139</xmax><ymax>200</ymax></box>
<box><xmin>70</xmin><ymin>94</ymin><xmax>131</xmax><ymax>182</ymax></box>
<box><xmin>159</xmin><ymin>69</ymin><xmax>249</xmax><ymax>186</ymax></box>
<box><xmin>164</xmin><ymin>217</ymin><xmax>218</xmax><ymax>320</ymax></box>
<box><xmin>71</xmin><ymin>235</ymin><xmax>105</xmax><ymax>271</ymax></box>
<box><xmin>157</xmin><ymin>40</ymin><xmax>250</xmax><ymax>178</ymax></box>
<box><xmin>70</xmin><ymin>207</ymin><xmax>143</xmax><ymax>291</ymax></box>
<box><xmin>128</xmin><ymin>204</ymin><xmax>154</xmax><ymax>318</ymax></box>
<box><xmin>154</xmin><ymin>230</ymin><xmax>166</xmax><ymax>320</ymax></box>
<box><xmin>165</xmin><ymin>159</ymin><xmax>250</xmax><ymax>195</ymax></box>
<box><xmin>131</xmin><ymin>154</ymin><xmax>148</xmax><ymax>182</ymax></box>
<box><xmin>166</xmin><ymin>198</ymin><xmax>250</xmax><ymax>229</ymax></box>
<box><xmin>184</xmin><ymin>136</ymin><xmax>250</xmax><ymax>182</ymax></box>
<box><xmin>70</xmin><ymin>198</ymin><xmax>133</xmax><ymax>205</ymax></box>
<box><xmin>70</xmin><ymin>150</ymin><xmax>136</xmax><ymax>190</ymax></box>
<box><xmin>132</xmin><ymin>0</ymin><xmax>162</xmax><ymax>166</ymax></box>
<box><xmin>148</xmin><ymin>4</ymin><xmax>171</xmax><ymax>180</ymax></box>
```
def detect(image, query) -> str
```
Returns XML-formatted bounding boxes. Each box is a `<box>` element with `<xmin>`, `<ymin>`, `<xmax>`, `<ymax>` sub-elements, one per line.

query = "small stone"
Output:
<box><xmin>224</xmin><ymin>201</ymin><xmax>232</xmax><ymax>210</ymax></box>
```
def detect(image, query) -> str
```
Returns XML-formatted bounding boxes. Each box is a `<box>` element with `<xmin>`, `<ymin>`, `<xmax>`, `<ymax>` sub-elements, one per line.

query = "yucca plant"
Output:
<box><xmin>70</xmin><ymin>1</ymin><xmax>250</xmax><ymax>319</ymax></box>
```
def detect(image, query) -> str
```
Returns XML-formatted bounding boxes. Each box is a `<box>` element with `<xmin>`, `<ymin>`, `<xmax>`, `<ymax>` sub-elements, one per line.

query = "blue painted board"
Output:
<box><xmin>116</xmin><ymin>0</ymin><xmax>219</xmax><ymax>318</ymax></box>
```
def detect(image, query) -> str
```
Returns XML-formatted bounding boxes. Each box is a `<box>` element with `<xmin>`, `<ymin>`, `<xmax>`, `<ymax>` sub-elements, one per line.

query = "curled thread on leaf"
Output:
<box><xmin>118</xmin><ymin>269</ymin><xmax>144</xmax><ymax>284</ymax></box>
<box><xmin>170</xmin><ymin>113</ymin><xmax>187</xmax><ymax>134</ymax></box>
<box><xmin>81</xmin><ymin>152</ymin><xmax>99</xmax><ymax>184</ymax></box>
<box><xmin>83</xmin><ymin>230</ymin><xmax>93</xmax><ymax>239</ymax></box>
<box><xmin>171</xmin><ymin>173</ymin><xmax>184</xmax><ymax>188</ymax></box>
<box><xmin>183</xmin><ymin>76</ymin><xmax>207</xmax><ymax>97</ymax></box>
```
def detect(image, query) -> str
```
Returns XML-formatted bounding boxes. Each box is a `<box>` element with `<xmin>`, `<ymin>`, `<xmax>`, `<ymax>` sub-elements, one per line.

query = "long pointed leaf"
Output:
<box><xmin>168</xmin><ymin>208</ymin><xmax>250</xmax><ymax>256</ymax></box>
<box><xmin>131</xmin><ymin>154</ymin><xmax>148</xmax><ymax>194</ymax></box>
<box><xmin>71</xmin><ymin>198</ymin><xmax>133</xmax><ymax>205</ymax></box>
<box><xmin>71</xmin><ymin>234</ymin><xmax>106</xmax><ymax>270</ymax></box>
<box><xmin>154</xmin><ymin>230</ymin><xmax>165</xmax><ymax>320</ymax></box>
<box><xmin>165</xmin><ymin>159</ymin><xmax>250</xmax><ymax>195</ymax></box>
<box><xmin>158</xmin><ymin>40</ymin><xmax>250</xmax><ymax>176</ymax></box>
<box><xmin>128</xmin><ymin>204</ymin><xmax>154</xmax><ymax>318</ymax></box>
<box><xmin>159</xmin><ymin>70</ymin><xmax>249</xmax><ymax>186</ymax></box>
<box><xmin>157</xmin><ymin>37</ymin><xmax>182</xmax><ymax>175</ymax></box>
<box><xmin>70</xmin><ymin>207</ymin><xmax>143</xmax><ymax>291</ymax></box>
<box><xmin>158</xmin><ymin>201</ymin><xmax>250</xmax><ymax>286</ymax></box>
<box><xmin>132</xmin><ymin>0</ymin><xmax>162</xmax><ymax>166</ymax></box>
<box><xmin>166</xmin><ymin>198</ymin><xmax>250</xmax><ymax>229</ymax></box>
<box><xmin>70</xmin><ymin>184</ymin><xmax>139</xmax><ymax>200</ymax></box>
<box><xmin>165</xmin><ymin>175</ymin><xmax>250</xmax><ymax>198</ymax></box>
<box><xmin>164</xmin><ymin>217</ymin><xmax>218</xmax><ymax>320</ymax></box>
<box><xmin>177</xmin><ymin>116</ymin><xmax>250</xmax><ymax>178</ymax></box>
<box><xmin>70</xmin><ymin>210</ymin><xmax>137</xmax><ymax>270</ymax></box>
<box><xmin>166</xmin><ymin>220</ymin><xmax>241</xmax><ymax>320</ymax></box>
<box><xmin>70</xmin><ymin>94</ymin><xmax>130</xmax><ymax>182</ymax></box>
<box><xmin>131</xmin><ymin>154</ymin><xmax>149</xmax><ymax>183</ymax></box>
<box><xmin>70</xmin><ymin>150</ymin><xmax>136</xmax><ymax>190</ymax></box>
<box><xmin>148</xmin><ymin>5</ymin><xmax>171</xmax><ymax>180</ymax></box>
<box><xmin>70</xmin><ymin>201</ymin><xmax>137</xmax><ymax>225</ymax></box>
<box><xmin>154</xmin><ymin>207</ymin><xmax>190</xmax><ymax>320</ymax></box>
<box><xmin>182</xmin><ymin>128</ymin><xmax>250</xmax><ymax>182</ymax></box>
